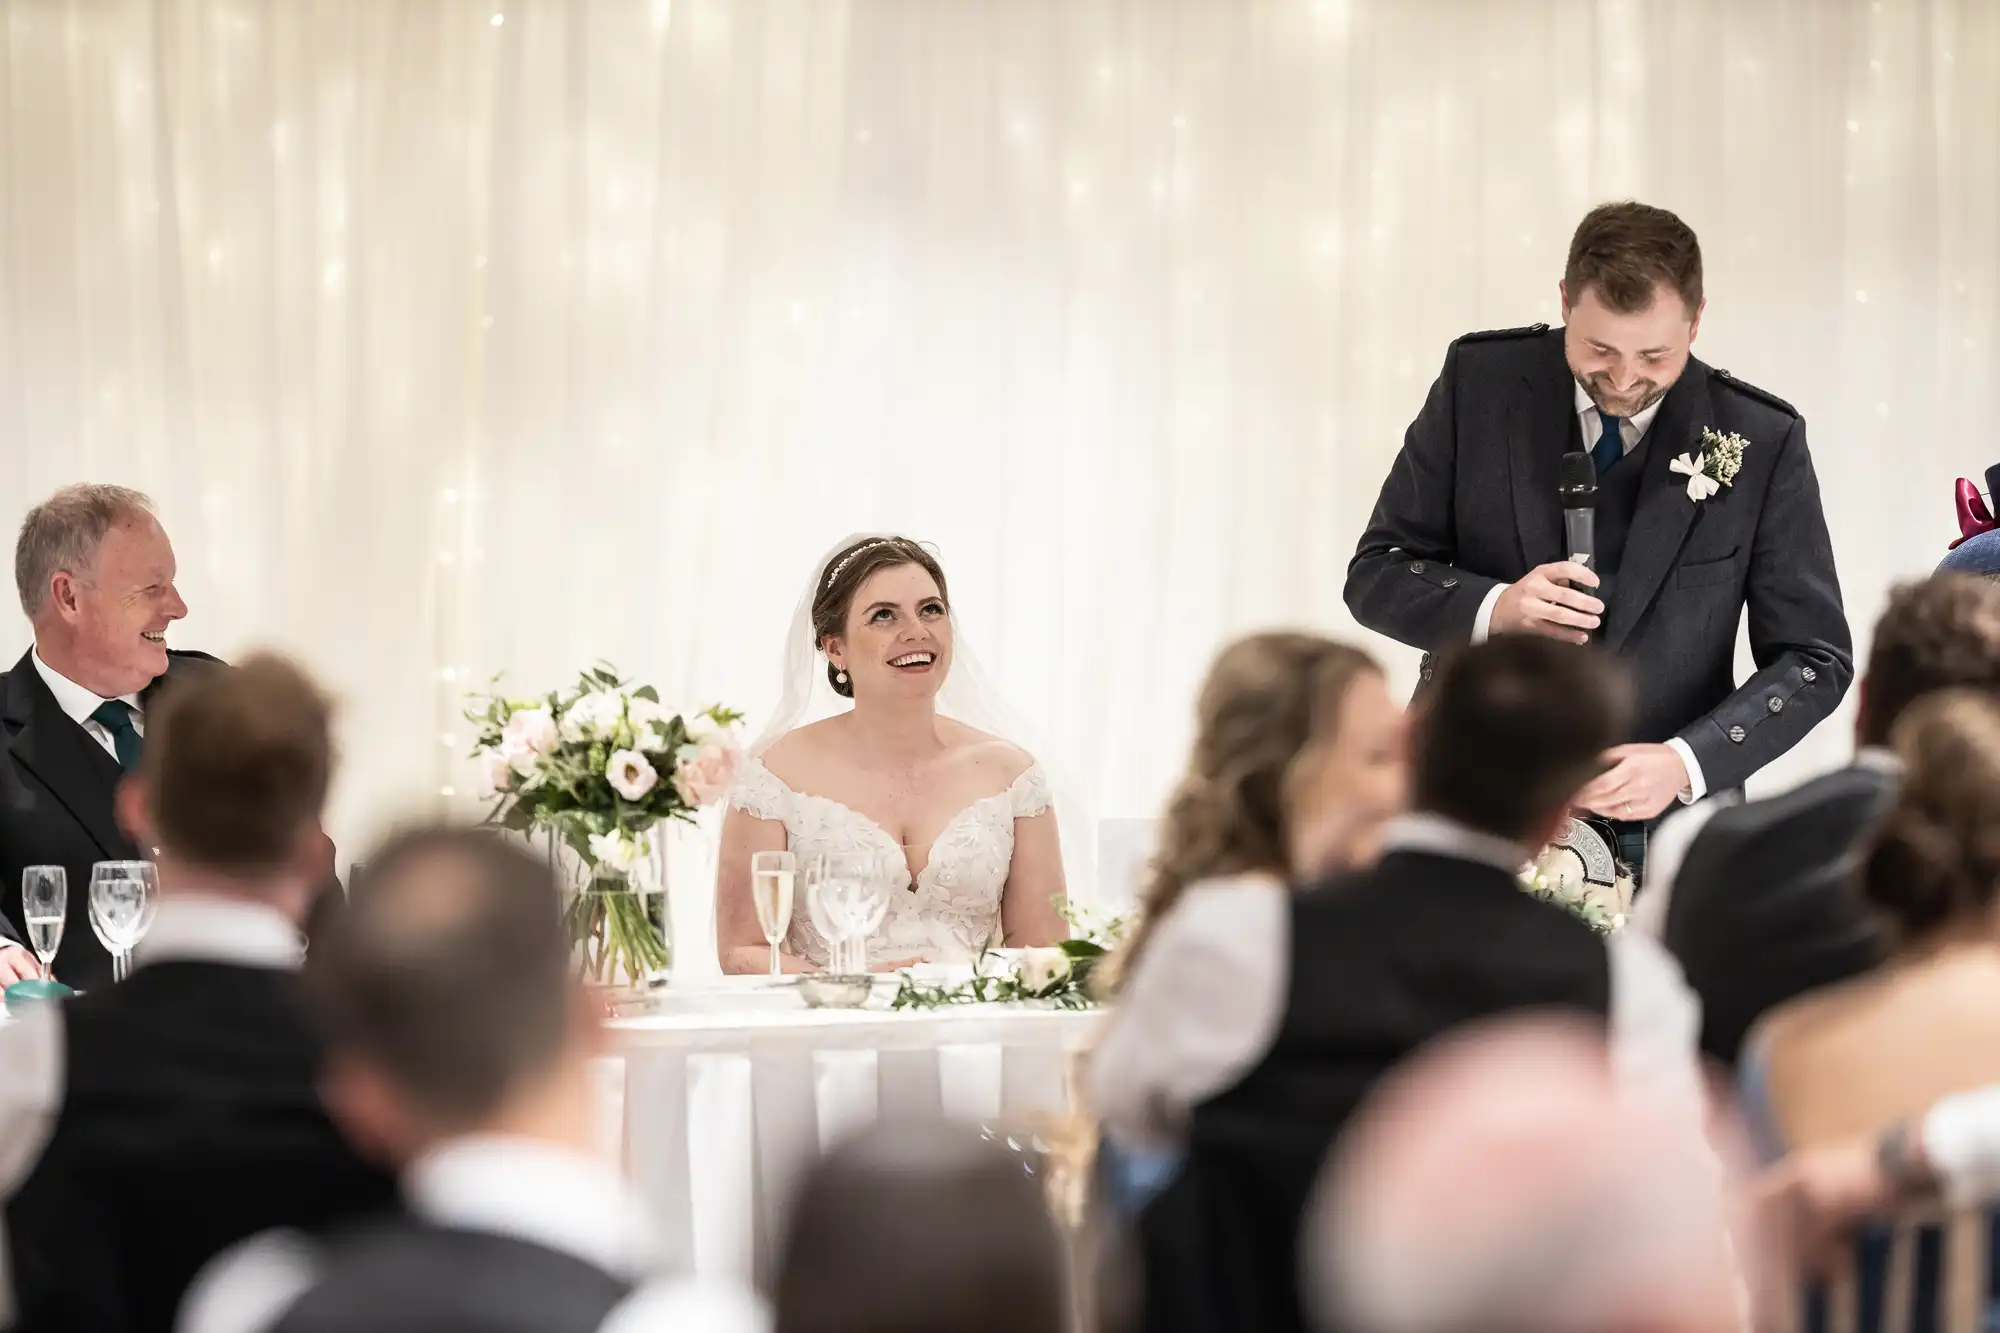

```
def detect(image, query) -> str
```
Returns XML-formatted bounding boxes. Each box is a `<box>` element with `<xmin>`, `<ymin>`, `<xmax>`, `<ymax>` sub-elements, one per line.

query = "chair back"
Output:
<box><xmin>1812</xmin><ymin>1205</ymin><xmax>1998</xmax><ymax>1333</ymax></box>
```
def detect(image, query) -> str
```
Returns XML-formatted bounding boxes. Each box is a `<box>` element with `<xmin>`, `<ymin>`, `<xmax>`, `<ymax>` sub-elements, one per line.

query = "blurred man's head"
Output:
<box><xmin>1561</xmin><ymin>202</ymin><xmax>1705</xmax><ymax>421</ymax></box>
<box><xmin>773</xmin><ymin>1120</ymin><xmax>1067</xmax><ymax>1333</ymax></box>
<box><xmin>1306</xmin><ymin>1019</ymin><xmax>1739</xmax><ymax>1333</ymax></box>
<box><xmin>115</xmin><ymin>652</ymin><xmax>334</xmax><ymax>915</ymax></box>
<box><xmin>1855</xmin><ymin>574</ymin><xmax>2000</xmax><ymax>749</ymax></box>
<box><xmin>307</xmin><ymin>828</ymin><xmax>590</xmax><ymax>1164</ymax></box>
<box><xmin>16</xmin><ymin>484</ymin><xmax>187</xmax><ymax>695</ymax></box>
<box><xmin>1411</xmin><ymin>636</ymin><xmax>1631</xmax><ymax>848</ymax></box>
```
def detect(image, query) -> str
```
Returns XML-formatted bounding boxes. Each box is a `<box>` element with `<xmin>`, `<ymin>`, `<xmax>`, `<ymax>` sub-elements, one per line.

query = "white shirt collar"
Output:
<box><xmin>1378</xmin><ymin>812</ymin><xmax>1529</xmax><ymax>875</ymax></box>
<box><xmin>1854</xmin><ymin>745</ymin><xmax>1902</xmax><ymax>777</ymax></box>
<box><xmin>1573</xmin><ymin>379</ymin><xmax>1666</xmax><ymax>445</ymax></box>
<box><xmin>405</xmin><ymin>1135</ymin><xmax>664</xmax><ymax>1280</ymax></box>
<box><xmin>133</xmin><ymin>894</ymin><xmax>304</xmax><ymax>971</ymax></box>
<box><xmin>30</xmin><ymin>644</ymin><xmax>143</xmax><ymax>725</ymax></box>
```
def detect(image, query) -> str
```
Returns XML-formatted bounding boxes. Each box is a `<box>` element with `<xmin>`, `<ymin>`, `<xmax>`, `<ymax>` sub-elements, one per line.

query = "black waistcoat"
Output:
<box><xmin>272</xmin><ymin>1223</ymin><xmax>634</xmax><ymax>1333</ymax></box>
<box><xmin>3</xmin><ymin>962</ymin><xmax>397</xmax><ymax>1333</ymax></box>
<box><xmin>1576</xmin><ymin>416</ymin><xmax>1656</xmax><ymax>612</ymax></box>
<box><xmin>1135</xmin><ymin>851</ymin><xmax>1613</xmax><ymax>1333</ymax></box>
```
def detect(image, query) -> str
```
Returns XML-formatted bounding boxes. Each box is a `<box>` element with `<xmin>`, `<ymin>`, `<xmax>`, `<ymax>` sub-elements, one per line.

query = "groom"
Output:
<box><xmin>1345</xmin><ymin>202</ymin><xmax>1852</xmax><ymax>868</ymax></box>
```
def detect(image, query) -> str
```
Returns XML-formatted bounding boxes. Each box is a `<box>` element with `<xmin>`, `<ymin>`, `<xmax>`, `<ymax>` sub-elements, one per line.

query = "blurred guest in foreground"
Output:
<box><xmin>182</xmin><ymin>827</ymin><xmax>763</xmax><ymax>1333</ymax></box>
<box><xmin>1307</xmin><ymin>1018</ymin><xmax>1741</xmax><ymax>1333</ymax></box>
<box><xmin>1742</xmin><ymin>689</ymin><xmax>2000</xmax><ymax>1153</ymax></box>
<box><xmin>1091</xmin><ymin>633</ymin><xmax>1404</xmax><ymax>1206</ymax></box>
<box><xmin>0</xmin><ymin>483</ymin><xmax>213</xmax><ymax>988</ymax></box>
<box><xmin>1115</xmin><ymin>635</ymin><xmax>1703</xmax><ymax>1333</ymax></box>
<box><xmin>772</xmin><ymin>1120</ymin><xmax>1067</xmax><ymax>1333</ymax></box>
<box><xmin>1642</xmin><ymin>574</ymin><xmax>2000</xmax><ymax>1065</ymax></box>
<box><xmin>0</xmin><ymin>654</ymin><xmax>393</xmax><ymax>1333</ymax></box>
<box><xmin>1740</xmin><ymin>692</ymin><xmax>2000</xmax><ymax>1333</ymax></box>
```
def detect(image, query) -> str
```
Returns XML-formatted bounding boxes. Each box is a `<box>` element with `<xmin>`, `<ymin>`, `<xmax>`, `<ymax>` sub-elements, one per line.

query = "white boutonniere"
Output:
<box><xmin>1668</xmin><ymin>428</ymin><xmax>1750</xmax><ymax>504</ymax></box>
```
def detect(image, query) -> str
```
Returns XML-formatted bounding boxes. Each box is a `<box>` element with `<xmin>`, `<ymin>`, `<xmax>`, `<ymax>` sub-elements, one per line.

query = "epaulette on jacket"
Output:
<box><xmin>1455</xmin><ymin>322</ymin><xmax>1551</xmax><ymax>345</ymax></box>
<box><xmin>1710</xmin><ymin>367</ymin><xmax>1800</xmax><ymax>418</ymax></box>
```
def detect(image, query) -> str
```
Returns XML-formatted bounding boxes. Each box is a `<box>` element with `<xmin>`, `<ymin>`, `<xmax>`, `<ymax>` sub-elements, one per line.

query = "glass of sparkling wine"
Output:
<box><xmin>750</xmin><ymin>850</ymin><xmax>796</xmax><ymax>977</ymax></box>
<box><xmin>89</xmin><ymin>861</ymin><xmax>157</xmax><ymax>984</ymax></box>
<box><xmin>21</xmin><ymin>866</ymin><xmax>67</xmax><ymax>980</ymax></box>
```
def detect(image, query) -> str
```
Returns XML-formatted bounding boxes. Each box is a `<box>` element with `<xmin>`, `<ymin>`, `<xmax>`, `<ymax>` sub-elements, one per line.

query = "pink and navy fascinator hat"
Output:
<box><xmin>1939</xmin><ymin>465</ymin><xmax>2000</xmax><ymax>576</ymax></box>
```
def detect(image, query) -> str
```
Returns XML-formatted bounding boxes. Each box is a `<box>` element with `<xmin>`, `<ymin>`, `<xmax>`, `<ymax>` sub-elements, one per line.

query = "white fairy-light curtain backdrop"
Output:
<box><xmin>2</xmin><ymin>0</ymin><xmax>1996</xmax><ymax>958</ymax></box>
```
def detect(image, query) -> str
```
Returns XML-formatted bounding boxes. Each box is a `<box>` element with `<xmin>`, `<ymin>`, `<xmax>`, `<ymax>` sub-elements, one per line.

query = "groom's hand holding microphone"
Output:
<box><xmin>1493</xmin><ymin>449</ymin><xmax>1605</xmax><ymax>645</ymax></box>
<box><xmin>1491</xmin><ymin>562</ymin><xmax>1604</xmax><ymax>645</ymax></box>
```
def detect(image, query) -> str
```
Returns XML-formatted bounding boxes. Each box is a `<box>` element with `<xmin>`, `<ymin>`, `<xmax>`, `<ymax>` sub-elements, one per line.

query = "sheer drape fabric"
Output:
<box><xmin>3</xmin><ymin>0</ymin><xmax>1996</xmax><ymax>961</ymax></box>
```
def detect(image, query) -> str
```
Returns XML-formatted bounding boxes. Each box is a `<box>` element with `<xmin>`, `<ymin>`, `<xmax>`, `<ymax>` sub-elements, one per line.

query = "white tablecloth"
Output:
<box><xmin>600</xmin><ymin>977</ymin><xmax>1105</xmax><ymax>1286</ymax></box>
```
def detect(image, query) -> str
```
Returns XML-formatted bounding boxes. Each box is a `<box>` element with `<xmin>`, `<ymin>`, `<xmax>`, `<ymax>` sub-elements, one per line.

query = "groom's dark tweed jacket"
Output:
<box><xmin>1345</xmin><ymin>325</ymin><xmax>1853</xmax><ymax>794</ymax></box>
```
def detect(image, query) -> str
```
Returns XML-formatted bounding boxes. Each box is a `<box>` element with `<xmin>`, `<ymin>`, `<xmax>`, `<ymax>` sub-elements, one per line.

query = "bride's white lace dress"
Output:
<box><xmin>728</xmin><ymin>756</ymin><xmax>1054</xmax><ymax>966</ymax></box>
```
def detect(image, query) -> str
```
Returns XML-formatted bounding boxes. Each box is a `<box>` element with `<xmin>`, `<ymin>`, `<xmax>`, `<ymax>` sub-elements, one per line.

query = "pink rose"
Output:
<box><xmin>479</xmin><ymin>749</ymin><xmax>515</xmax><ymax>795</ymax></box>
<box><xmin>673</xmin><ymin>741</ymin><xmax>742</xmax><ymax>806</ymax></box>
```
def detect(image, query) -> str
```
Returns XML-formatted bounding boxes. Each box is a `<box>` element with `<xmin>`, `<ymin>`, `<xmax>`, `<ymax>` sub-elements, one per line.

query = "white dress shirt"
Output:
<box><xmin>1467</xmin><ymin>384</ymin><xmax>1706</xmax><ymax>803</ymax></box>
<box><xmin>0</xmin><ymin>895</ymin><xmax>307</xmax><ymax>1326</ymax></box>
<box><xmin>30</xmin><ymin>645</ymin><xmax>146</xmax><ymax>763</ymax></box>
<box><xmin>0</xmin><ymin>650</ymin><xmax>150</xmax><ymax>961</ymax></box>
<box><xmin>178</xmin><ymin>1134</ymin><xmax>768</xmax><ymax>1333</ymax></box>
<box><xmin>1091</xmin><ymin>814</ymin><xmax>1708</xmax><ymax>1155</ymax></box>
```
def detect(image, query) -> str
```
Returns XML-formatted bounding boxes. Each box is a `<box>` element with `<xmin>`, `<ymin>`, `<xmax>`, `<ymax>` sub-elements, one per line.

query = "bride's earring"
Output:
<box><xmin>835</xmin><ymin>669</ymin><xmax>849</xmax><ymax>685</ymax></box>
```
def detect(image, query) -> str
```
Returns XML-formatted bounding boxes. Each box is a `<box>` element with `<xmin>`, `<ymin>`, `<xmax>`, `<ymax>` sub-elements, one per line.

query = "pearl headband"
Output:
<box><xmin>823</xmin><ymin>538</ymin><xmax>904</xmax><ymax>589</ymax></box>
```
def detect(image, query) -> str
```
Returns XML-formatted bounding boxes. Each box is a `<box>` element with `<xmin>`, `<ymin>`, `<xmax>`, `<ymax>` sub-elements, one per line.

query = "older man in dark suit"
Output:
<box><xmin>1346</xmin><ymin>201</ymin><xmax>1853</xmax><ymax>870</ymax></box>
<box><xmin>0</xmin><ymin>484</ymin><xmax>215</xmax><ymax>990</ymax></box>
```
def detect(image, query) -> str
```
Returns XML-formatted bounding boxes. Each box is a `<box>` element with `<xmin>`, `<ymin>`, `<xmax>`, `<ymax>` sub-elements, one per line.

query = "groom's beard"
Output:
<box><xmin>1579</xmin><ymin>373</ymin><xmax>1669</xmax><ymax>421</ymax></box>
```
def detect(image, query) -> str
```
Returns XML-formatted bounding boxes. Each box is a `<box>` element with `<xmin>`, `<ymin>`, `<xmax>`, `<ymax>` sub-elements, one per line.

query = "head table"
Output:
<box><xmin>597</xmin><ymin>975</ymin><xmax>1106</xmax><ymax>1287</ymax></box>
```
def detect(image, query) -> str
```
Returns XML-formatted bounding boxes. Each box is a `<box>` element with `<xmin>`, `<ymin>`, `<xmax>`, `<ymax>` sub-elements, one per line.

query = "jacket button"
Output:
<box><xmin>1768</xmin><ymin>696</ymin><xmax>1785</xmax><ymax>713</ymax></box>
<box><xmin>1801</xmin><ymin>667</ymin><xmax>1818</xmax><ymax>683</ymax></box>
<box><xmin>1728</xmin><ymin>725</ymin><xmax>1746</xmax><ymax>743</ymax></box>
<box><xmin>1410</xmin><ymin>560</ymin><xmax>1427</xmax><ymax>575</ymax></box>
<box><xmin>1441</xmin><ymin>576</ymin><xmax>1459</xmax><ymax>589</ymax></box>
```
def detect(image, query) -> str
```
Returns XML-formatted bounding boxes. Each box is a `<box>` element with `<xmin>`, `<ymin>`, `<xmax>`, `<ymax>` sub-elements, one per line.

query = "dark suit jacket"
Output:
<box><xmin>4</xmin><ymin>961</ymin><xmax>398</xmax><ymax>1333</ymax></box>
<box><xmin>1662</xmin><ymin>760</ymin><xmax>1894</xmax><ymax>1066</ymax></box>
<box><xmin>0</xmin><ymin>648</ymin><xmax>219</xmax><ymax>989</ymax></box>
<box><xmin>1345</xmin><ymin>325</ymin><xmax>1854</xmax><ymax>794</ymax></box>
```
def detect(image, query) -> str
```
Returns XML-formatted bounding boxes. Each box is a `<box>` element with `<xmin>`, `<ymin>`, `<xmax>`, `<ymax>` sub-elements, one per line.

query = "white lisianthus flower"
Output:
<box><xmin>562</xmin><ymin>690</ymin><xmax>625</xmax><ymax>742</ymax></box>
<box><xmin>587</xmin><ymin>830</ymin><xmax>642</xmax><ymax>872</ymax></box>
<box><xmin>606</xmin><ymin>749</ymin><xmax>659</xmax><ymax>801</ymax></box>
<box><xmin>1015</xmin><ymin>947</ymin><xmax>1073</xmax><ymax>995</ymax></box>
<box><xmin>683</xmin><ymin>711</ymin><xmax>738</xmax><ymax>751</ymax></box>
<box><xmin>626</xmin><ymin>696</ymin><xmax>664</xmax><ymax>731</ymax></box>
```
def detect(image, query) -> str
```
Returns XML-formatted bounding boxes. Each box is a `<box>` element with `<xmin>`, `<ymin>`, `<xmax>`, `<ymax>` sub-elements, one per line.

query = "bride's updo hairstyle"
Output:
<box><xmin>813</xmin><ymin>536</ymin><xmax>951</xmax><ymax>699</ymax></box>
<box><xmin>1114</xmin><ymin>633</ymin><xmax>1381</xmax><ymax>984</ymax></box>
<box><xmin>1859</xmin><ymin>689</ymin><xmax>2000</xmax><ymax>944</ymax></box>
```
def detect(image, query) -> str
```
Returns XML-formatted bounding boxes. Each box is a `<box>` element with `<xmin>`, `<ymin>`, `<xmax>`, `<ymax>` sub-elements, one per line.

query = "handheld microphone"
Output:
<box><xmin>1558</xmin><ymin>451</ymin><xmax>1598</xmax><ymax>572</ymax></box>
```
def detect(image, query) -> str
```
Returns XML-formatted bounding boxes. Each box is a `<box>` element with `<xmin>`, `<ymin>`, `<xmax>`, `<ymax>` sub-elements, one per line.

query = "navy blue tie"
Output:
<box><xmin>1591</xmin><ymin>413</ymin><xmax>1625</xmax><ymax>475</ymax></box>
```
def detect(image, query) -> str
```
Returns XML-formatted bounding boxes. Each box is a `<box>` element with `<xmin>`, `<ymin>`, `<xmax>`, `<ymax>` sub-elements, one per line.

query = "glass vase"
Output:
<box><xmin>549</xmin><ymin>829</ymin><xmax>673</xmax><ymax>998</ymax></box>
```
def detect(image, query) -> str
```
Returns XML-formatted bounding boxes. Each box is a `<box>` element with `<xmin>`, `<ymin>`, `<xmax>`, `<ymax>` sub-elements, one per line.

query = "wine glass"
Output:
<box><xmin>750</xmin><ymin>850</ymin><xmax>797</xmax><ymax>977</ymax></box>
<box><xmin>814</xmin><ymin>852</ymin><xmax>893</xmax><ymax>975</ymax></box>
<box><xmin>88</xmin><ymin>861</ymin><xmax>157</xmax><ymax>983</ymax></box>
<box><xmin>21</xmin><ymin>866</ymin><xmax>66</xmax><ymax>980</ymax></box>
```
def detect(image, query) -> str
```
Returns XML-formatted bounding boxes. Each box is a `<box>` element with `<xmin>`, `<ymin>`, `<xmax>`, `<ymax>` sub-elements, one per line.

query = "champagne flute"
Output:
<box><xmin>750</xmin><ymin>850</ymin><xmax>797</xmax><ymax>977</ymax></box>
<box><xmin>89</xmin><ymin>861</ymin><xmax>156</xmax><ymax>983</ymax></box>
<box><xmin>21</xmin><ymin>866</ymin><xmax>66</xmax><ymax>980</ymax></box>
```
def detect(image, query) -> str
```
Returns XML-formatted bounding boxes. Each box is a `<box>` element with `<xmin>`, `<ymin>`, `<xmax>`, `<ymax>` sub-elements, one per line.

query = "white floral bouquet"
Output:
<box><xmin>889</xmin><ymin>901</ymin><xmax>1130</xmax><ymax>1011</ymax></box>
<box><xmin>465</xmin><ymin>665</ymin><xmax>743</xmax><ymax>984</ymax></box>
<box><xmin>1519</xmin><ymin>855</ymin><xmax>1631</xmax><ymax>935</ymax></box>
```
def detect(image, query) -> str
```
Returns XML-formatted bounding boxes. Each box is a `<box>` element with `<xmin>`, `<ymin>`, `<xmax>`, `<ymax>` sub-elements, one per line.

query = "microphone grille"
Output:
<box><xmin>1558</xmin><ymin>451</ymin><xmax>1597</xmax><ymax>497</ymax></box>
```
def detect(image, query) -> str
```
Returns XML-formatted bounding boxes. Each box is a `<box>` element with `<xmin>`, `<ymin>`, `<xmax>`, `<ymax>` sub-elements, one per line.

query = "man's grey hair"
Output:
<box><xmin>15</xmin><ymin>484</ymin><xmax>157</xmax><ymax>619</ymax></box>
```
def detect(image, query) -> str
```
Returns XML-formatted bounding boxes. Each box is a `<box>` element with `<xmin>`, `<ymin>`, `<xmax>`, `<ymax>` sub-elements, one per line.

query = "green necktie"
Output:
<box><xmin>89</xmin><ymin>699</ymin><xmax>143</xmax><ymax>771</ymax></box>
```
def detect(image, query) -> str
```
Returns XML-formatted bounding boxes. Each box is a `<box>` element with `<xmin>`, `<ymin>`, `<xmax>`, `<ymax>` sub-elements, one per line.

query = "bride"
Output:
<box><xmin>715</xmin><ymin>535</ymin><xmax>1069</xmax><ymax>973</ymax></box>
